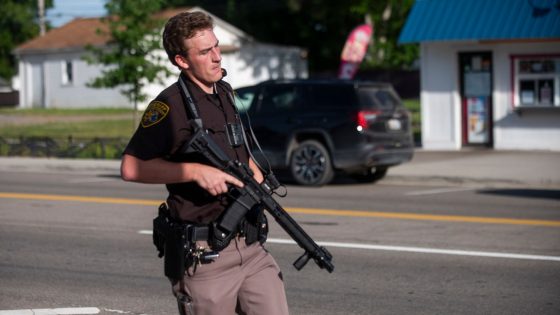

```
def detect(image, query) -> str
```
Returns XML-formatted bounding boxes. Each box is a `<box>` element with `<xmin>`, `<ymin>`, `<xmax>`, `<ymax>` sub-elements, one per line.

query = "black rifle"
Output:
<box><xmin>180</xmin><ymin>125</ymin><xmax>334</xmax><ymax>273</ymax></box>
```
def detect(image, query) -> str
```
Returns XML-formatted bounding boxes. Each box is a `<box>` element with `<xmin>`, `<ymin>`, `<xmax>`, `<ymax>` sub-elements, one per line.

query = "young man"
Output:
<box><xmin>120</xmin><ymin>11</ymin><xmax>289</xmax><ymax>315</ymax></box>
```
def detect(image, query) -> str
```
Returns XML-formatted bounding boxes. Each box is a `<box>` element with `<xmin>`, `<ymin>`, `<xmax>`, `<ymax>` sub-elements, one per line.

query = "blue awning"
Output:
<box><xmin>399</xmin><ymin>0</ymin><xmax>560</xmax><ymax>43</ymax></box>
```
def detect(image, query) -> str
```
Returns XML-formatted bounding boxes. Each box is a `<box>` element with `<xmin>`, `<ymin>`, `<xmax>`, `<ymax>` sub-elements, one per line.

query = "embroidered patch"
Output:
<box><xmin>141</xmin><ymin>101</ymin><xmax>169</xmax><ymax>128</ymax></box>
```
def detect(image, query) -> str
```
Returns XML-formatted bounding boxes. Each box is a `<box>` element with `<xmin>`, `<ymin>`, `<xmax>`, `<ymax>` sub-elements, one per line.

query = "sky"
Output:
<box><xmin>46</xmin><ymin>0</ymin><xmax>108</xmax><ymax>27</ymax></box>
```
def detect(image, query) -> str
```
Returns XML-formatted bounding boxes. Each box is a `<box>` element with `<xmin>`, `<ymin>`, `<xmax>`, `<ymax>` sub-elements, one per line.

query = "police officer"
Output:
<box><xmin>120</xmin><ymin>11</ymin><xmax>289</xmax><ymax>315</ymax></box>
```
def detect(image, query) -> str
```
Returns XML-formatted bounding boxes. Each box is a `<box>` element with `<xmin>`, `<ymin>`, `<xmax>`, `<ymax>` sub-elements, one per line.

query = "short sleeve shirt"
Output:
<box><xmin>123</xmin><ymin>76</ymin><xmax>250</xmax><ymax>224</ymax></box>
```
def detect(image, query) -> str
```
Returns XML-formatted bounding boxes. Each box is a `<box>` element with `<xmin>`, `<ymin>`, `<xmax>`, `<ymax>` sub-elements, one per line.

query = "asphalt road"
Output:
<box><xmin>1</xmin><ymin>169</ymin><xmax>559</xmax><ymax>315</ymax></box>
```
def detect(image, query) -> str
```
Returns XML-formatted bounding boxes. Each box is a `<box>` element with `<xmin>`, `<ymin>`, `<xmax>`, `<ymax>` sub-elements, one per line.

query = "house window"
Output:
<box><xmin>512</xmin><ymin>55</ymin><xmax>560</xmax><ymax>108</ymax></box>
<box><xmin>61</xmin><ymin>61</ymin><xmax>73</xmax><ymax>85</ymax></box>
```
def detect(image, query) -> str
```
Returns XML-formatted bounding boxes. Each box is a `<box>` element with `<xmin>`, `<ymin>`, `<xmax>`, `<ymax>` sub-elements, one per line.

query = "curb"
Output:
<box><xmin>1</xmin><ymin>156</ymin><xmax>559</xmax><ymax>189</ymax></box>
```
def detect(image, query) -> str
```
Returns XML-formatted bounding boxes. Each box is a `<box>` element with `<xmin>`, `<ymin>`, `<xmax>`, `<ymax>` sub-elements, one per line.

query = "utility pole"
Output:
<box><xmin>38</xmin><ymin>0</ymin><xmax>46</xmax><ymax>36</ymax></box>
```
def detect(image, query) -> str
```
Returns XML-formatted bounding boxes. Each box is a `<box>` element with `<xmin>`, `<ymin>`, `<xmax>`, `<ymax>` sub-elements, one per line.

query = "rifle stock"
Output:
<box><xmin>181</xmin><ymin>128</ymin><xmax>334</xmax><ymax>273</ymax></box>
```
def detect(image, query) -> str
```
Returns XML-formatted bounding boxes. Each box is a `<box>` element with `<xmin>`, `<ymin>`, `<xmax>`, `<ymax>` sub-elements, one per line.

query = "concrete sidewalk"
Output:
<box><xmin>0</xmin><ymin>156</ymin><xmax>120</xmax><ymax>175</ymax></box>
<box><xmin>386</xmin><ymin>149</ymin><xmax>560</xmax><ymax>188</ymax></box>
<box><xmin>0</xmin><ymin>149</ymin><xmax>559</xmax><ymax>188</ymax></box>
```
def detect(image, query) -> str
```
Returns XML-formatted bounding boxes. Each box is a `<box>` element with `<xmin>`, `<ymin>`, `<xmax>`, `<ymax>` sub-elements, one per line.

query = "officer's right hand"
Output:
<box><xmin>190</xmin><ymin>163</ymin><xmax>244</xmax><ymax>196</ymax></box>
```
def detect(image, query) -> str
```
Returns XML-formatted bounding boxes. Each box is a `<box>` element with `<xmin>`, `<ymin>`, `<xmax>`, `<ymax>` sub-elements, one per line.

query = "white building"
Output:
<box><xmin>14</xmin><ymin>7</ymin><xmax>308</xmax><ymax>110</ymax></box>
<box><xmin>399</xmin><ymin>0</ymin><xmax>560</xmax><ymax>151</ymax></box>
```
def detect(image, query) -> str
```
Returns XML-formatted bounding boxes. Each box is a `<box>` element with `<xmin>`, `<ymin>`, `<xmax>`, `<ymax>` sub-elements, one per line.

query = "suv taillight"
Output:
<box><xmin>357</xmin><ymin>110</ymin><xmax>380</xmax><ymax>130</ymax></box>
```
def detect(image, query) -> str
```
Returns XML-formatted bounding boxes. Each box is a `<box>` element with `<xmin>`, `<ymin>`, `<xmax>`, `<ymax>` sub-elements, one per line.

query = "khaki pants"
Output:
<box><xmin>171</xmin><ymin>237</ymin><xmax>289</xmax><ymax>315</ymax></box>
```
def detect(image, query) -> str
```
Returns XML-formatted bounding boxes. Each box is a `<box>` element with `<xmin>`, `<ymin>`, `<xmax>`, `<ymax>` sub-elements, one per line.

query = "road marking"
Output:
<box><xmin>103</xmin><ymin>309</ymin><xmax>148</xmax><ymax>314</ymax></box>
<box><xmin>405</xmin><ymin>187</ymin><xmax>474</xmax><ymax>196</ymax></box>
<box><xmin>0</xmin><ymin>307</ymin><xmax>100</xmax><ymax>315</ymax></box>
<box><xmin>66</xmin><ymin>178</ymin><xmax>116</xmax><ymax>184</ymax></box>
<box><xmin>286</xmin><ymin>207</ymin><xmax>560</xmax><ymax>227</ymax></box>
<box><xmin>2</xmin><ymin>192</ymin><xmax>560</xmax><ymax>227</ymax></box>
<box><xmin>0</xmin><ymin>192</ymin><xmax>159</xmax><ymax>206</ymax></box>
<box><xmin>267</xmin><ymin>238</ymin><xmax>560</xmax><ymax>262</ymax></box>
<box><xmin>137</xmin><ymin>231</ymin><xmax>560</xmax><ymax>262</ymax></box>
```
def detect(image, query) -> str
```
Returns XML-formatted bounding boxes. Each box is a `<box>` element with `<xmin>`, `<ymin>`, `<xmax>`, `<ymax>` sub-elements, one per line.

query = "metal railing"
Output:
<box><xmin>0</xmin><ymin>136</ymin><xmax>128</xmax><ymax>159</ymax></box>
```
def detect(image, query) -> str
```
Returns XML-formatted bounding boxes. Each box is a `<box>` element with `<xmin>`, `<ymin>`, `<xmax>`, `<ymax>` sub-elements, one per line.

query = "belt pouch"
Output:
<box><xmin>244</xmin><ymin>205</ymin><xmax>268</xmax><ymax>245</ymax></box>
<box><xmin>164</xmin><ymin>226</ymin><xmax>187</xmax><ymax>279</ymax></box>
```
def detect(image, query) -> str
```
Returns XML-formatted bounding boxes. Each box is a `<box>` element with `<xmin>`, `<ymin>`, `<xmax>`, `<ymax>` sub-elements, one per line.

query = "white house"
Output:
<box><xmin>399</xmin><ymin>0</ymin><xmax>560</xmax><ymax>151</ymax></box>
<box><xmin>14</xmin><ymin>7</ymin><xmax>308</xmax><ymax>110</ymax></box>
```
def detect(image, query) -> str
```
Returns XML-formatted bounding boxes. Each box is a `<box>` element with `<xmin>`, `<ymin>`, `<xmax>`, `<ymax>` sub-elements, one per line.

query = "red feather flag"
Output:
<box><xmin>338</xmin><ymin>24</ymin><xmax>373</xmax><ymax>79</ymax></box>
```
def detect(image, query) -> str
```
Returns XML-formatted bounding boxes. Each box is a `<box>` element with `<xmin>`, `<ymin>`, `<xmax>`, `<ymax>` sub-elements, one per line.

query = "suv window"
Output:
<box><xmin>234</xmin><ymin>86</ymin><xmax>257</xmax><ymax>113</ymax></box>
<box><xmin>358</xmin><ymin>87</ymin><xmax>400</xmax><ymax>111</ymax></box>
<box><xmin>311</xmin><ymin>85</ymin><xmax>356</xmax><ymax>109</ymax></box>
<box><xmin>256</xmin><ymin>84</ymin><xmax>303</xmax><ymax>115</ymax></box>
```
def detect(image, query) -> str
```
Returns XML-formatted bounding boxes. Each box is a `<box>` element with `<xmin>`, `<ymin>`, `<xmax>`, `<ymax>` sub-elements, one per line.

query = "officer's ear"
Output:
<box><xmin>175</xmin><ymin>54</ymin><xmax>190</xmax><ymax>70</ymax></box>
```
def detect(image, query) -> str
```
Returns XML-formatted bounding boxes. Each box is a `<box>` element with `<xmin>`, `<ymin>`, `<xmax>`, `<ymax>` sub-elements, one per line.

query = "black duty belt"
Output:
<box><xmin>183</xmin><ymin>224</ymin><xmax>209</xmax><ymax>242</ymax></box>
<box><xmin>156</xmin><ymin>203</ymin><xmax>211</xmax><ymax>242</ymax></box>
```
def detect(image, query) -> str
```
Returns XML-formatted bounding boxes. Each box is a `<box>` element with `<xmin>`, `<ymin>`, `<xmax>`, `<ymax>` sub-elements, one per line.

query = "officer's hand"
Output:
<box><xmin>191</xmin><ymin>163</ymin><xmax>244</xmax><ymax>196</ymax></box>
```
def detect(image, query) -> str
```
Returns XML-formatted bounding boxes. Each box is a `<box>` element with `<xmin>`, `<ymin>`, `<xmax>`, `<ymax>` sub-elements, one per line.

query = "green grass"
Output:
<box><xmin>0</xmin><ymin>119</ymin><xmax>136</xmax><ymax>138</ymax></box>
<box><xmin>0</xmin><ymin>108</ymin><xmax>133</xmax><ymax>116</ymax></box>
<box><xmin>403</xmin><ymin>98</ymin><xmax>421</xmax><ymax>144</ymax></box>
<box><xmin>403</xmin><ymin>98</ymin><xmax>420</xmax><ymax>112</ymax></box>
<box><xmin>0</xmin><ymin>108</ymin><xmax>138</xmax><ymax>138</ymax></box>
<box><xmin>0</xmin><ymin>109</ymin><xmax>139</xmax><ymax>158</ymax></box>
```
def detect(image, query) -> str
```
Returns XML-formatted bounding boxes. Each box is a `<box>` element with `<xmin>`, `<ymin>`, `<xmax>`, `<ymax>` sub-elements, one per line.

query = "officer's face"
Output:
<box><xmin>181</xmin><ymin>29</ymin><xmax>223</xmax><ymax>92</ymax></box>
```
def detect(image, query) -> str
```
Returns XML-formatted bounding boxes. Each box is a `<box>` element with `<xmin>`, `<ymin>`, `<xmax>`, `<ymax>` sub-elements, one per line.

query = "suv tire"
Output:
<box><xmin>290</xmin><ymin>140</ymin><xmax>334</xmax><ymax>186</ymax></box>
<box><xmin>352</xmin><ymin>166</ymin><xmax>388</xmax><ymax>183</ymax></box>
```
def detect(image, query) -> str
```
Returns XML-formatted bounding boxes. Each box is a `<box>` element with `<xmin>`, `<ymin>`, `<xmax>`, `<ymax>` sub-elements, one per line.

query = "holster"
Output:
<box><xmin>152</xmin><ymin>204</ymin><xmax>170</xmax><ymax>258</ymax></box>
<box><xmin>152</xmin><ymin>203</ymin><xmax>193</xmax><ymax>279</ymax></box>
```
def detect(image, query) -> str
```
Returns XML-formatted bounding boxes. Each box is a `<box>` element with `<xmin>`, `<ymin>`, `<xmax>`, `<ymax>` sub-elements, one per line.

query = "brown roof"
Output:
<box><xmin>15</xmin><ymin>18</ymin><xmax>110</xmax><ymax>53</ymax></box>
<box><xmin>14</xmin><ymin>7</ymin><xmax>239</xmax><ymax>54</ymax></box>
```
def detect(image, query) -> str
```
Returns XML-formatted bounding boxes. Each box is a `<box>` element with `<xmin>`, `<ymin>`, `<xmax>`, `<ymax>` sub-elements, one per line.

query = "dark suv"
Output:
<box><xmin>235</xmin><ymin>79</ymin><xmax>414</xmax><ymax>186</ymax></box>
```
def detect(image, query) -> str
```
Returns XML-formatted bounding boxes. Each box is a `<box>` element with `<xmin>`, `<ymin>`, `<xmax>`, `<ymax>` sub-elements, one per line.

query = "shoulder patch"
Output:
<box><xmin>141</xmin><ymin>101</ymin><xmax>170</xmax><ymax>128</ymax></box>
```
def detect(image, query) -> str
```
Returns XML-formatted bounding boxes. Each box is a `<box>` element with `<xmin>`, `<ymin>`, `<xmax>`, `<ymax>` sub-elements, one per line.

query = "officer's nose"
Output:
<box><xmin>211</xmin><ymin>46</ymin><xmax>221</xmax><ymax>62</ymax></box>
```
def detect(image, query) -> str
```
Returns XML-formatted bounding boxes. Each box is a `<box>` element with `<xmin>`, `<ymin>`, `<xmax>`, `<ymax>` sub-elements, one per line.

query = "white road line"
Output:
<box><xmin>405</xmin><ymin>187</ymin><xmax>474</xmax><ymax>196</ymax></box>
<box><xmin>0</xmin><ymin>308</ymin><xmax>100</xmax><ymax>315</ymax></box>
<box><xmin>269</xmin><ymin>238</ymin><xmax>560</xmax><ymax>262</ymax></box>
<box><xmin>137</xmin><ymin>230</ymin><xmax>560</xmax><ymax>262</ymax></box>
<box><xmin>103</xmin><ymin>309</ymin><xmax>149</xmax><ymax>314</ymax></box>
<box><xmin>66</xmin><ymin>178</ymin><xmax>115</xmax><ymax>184</ymax></box>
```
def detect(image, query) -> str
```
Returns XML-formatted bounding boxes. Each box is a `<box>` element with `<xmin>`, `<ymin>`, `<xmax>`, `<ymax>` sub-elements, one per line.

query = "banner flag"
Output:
<box><xmin>338</xmin><ymin>24</ymin><xmax>373</xmax><ymax>79</ymax></box>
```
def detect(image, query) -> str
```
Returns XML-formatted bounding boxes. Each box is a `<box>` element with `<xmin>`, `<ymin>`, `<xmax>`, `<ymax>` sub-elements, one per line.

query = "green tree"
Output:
<box><xmin>85</xmin><ymin>0</ymin><xmax>169</xmax><ymax>126</ymax></box>
<box><xmin>351</xmin><ymin>0</ymin><xmax>418</xmax><ymax>69</ymax></box>
<box><xmin>0</xmin><ymin>0</ymin><xmax>53</xmax><ymax>83</ymax></box>
<box><xmin>161</xmin><ymin>0</ymin><xmax>417</xmax><ymax>72</ymax></box>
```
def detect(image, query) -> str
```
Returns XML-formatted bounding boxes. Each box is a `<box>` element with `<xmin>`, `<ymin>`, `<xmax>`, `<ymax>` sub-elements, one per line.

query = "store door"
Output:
<box><xmin>459</xmin><ymin>52</ymin><xmax>493</xmax><ymax>147</ymax></box>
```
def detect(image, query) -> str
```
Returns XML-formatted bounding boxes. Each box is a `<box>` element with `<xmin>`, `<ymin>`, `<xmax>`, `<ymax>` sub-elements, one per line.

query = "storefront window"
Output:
<box><xmin>512</xmin><ymin>55</ymin><xmax>559</xmax><ymax>108</ymax></box>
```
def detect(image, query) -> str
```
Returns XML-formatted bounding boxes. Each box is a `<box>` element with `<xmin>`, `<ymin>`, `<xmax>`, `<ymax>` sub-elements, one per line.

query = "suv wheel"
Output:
<box><xmin>290</xmin><ymin>140</ymin><xmax>334</xmax><ymax>186</ymax></box>
<box><xmin>352</xmin><ymin>166</ymin><xmax>388</xmax><ymax>183</ymax></box>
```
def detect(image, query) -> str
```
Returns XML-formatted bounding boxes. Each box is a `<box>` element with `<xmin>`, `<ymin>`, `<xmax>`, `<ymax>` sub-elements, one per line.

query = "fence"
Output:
<box><xmin>0</xmin><ymin>136</ymin><xmax>128</xmax><ymax>159</ymax></box>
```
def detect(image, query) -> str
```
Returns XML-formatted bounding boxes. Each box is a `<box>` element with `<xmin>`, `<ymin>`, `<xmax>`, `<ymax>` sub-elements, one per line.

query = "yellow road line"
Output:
<box><xmin>0</xmin><ymin>192</ymin><xmax>160</xmax><ymax>206</ymax></box>
<box><xmin>287</xmin><ymin>207</ymin><xmax>560</xmax><ymax>227</ymax></box>
<box><xmin>1</xmin><ymin>192</ymin><xmax>559</xmax><ymax>227</ymax></box>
